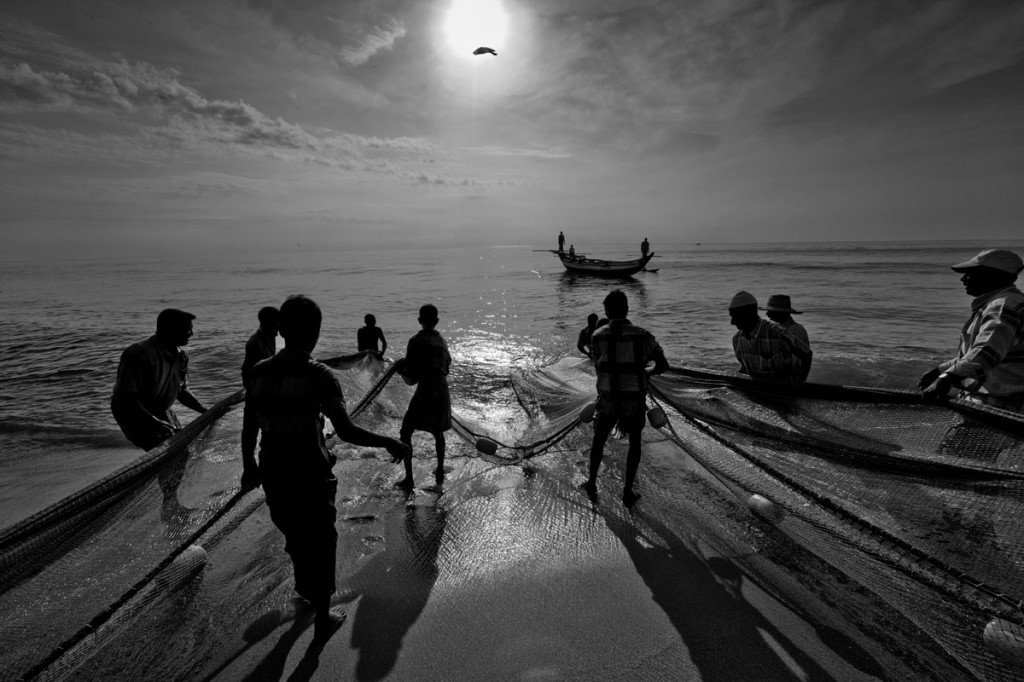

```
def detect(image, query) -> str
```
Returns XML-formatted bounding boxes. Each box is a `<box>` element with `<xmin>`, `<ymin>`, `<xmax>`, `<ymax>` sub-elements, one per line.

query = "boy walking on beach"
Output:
<box><xmin>241</xmin><ymin>295</ymin><xmax>409</xmax><ymax>644</ymax></box>
<box><xmin>395</xmin><ymin>304</ymin><xmax>452</xmax><ymax>488</ymax></box>
<box><xmin>583</xmin><ymin>290</ymin><xmax>669</xmax><ymax>506</ymax></box>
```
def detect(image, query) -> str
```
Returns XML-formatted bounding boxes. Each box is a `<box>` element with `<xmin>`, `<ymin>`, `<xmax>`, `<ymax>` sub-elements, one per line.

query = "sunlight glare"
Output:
<box><xmin>443</xmin><ymin>0</ymin><xmax>509</xmax><ymax>57</ymax></box>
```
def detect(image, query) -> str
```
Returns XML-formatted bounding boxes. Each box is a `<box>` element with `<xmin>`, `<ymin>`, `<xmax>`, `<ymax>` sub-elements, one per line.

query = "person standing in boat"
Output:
<box><xmin>111</xmin><ymin>308</ymin><xmax>208</xmax><ymax>450</ymax></box>
<box><xmin>728</xmin><ymin>291</ymin><xmax>801</xmax><ymax>382</ymax></box>
<box><xmin>764</xmin><ymin>295</ymin><xmax>812</xmax><ymax>382</ymax></box>
<box><xmin>919</xmin><ymin>249</ymin><xmax>1024</xmax><ymax>412</ymax></box>
<box><xmin>558</xmin><ymin>231</ymin><xmax>566</xmax><ymax>255</ymax></box>
<box><xmin>582</xmin><ymin>290</ymin><xmax>669</xmax><ymax>507</ymax></box>
<box><xmin>357</xmin><ymin>313</ymin><xmax>388</xmax><ymax>358</ymax></box>
<box><xmin>568</xmin><ymin>244</ymin><xmax>576</xmax><ymax>260</ymax></box>
<box><xmin>241</xmin><ymin>295</ymin><xmax>409</xmax><ymax>644</ymax></box>
<box><xmin>641</xmin><ymin>238</ymin><xmax>650</xmax><ymax>257</ymax></box>
<box><xmin>577</xmin><ymin>313</ymin><xmax>600</xmax><ymax>359</ymax></box>
<box><xmin>241</xmin><ymin>306</ymin><xmax>279</xmax><ymax>390</ymax></box>
<box><xmin>394</xmin><ymin>303</ymin><xmax>452</xmax><ymax>488</ymax></box>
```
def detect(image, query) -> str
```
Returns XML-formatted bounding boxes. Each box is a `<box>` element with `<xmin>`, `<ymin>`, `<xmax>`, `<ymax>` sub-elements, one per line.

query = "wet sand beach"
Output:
<box><xmin>205</xmin><ymin>435</ymin><xmax>967</xmax><ymax>682</ymax></box>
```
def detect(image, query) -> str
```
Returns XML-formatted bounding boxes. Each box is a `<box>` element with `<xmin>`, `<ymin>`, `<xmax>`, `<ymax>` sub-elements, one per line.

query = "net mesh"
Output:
<box><xmin>2</xmin><ymin>354</ymin><xmax>1024</xmax><ymax>680</ymax></box>
<box><xmin>648</xmin><ymin>367</ymin><xmax>1024</xmax><ymax>681</ymax></box>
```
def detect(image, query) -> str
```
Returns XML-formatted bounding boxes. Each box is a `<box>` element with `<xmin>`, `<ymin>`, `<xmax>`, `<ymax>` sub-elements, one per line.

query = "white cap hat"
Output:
<box><xmin>729</xmin><ymin>291</ymin><xmax>758</xmax><ymax>309</ymax></box>
<box><xmin>950</xmin><ymin>249</ymin><xmax>1023</xmax><ymax>275</ymax></box>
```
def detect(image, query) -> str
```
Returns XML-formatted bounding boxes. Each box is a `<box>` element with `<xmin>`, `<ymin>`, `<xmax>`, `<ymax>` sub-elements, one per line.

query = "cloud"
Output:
<box><xmin>338</xmin><ymin>19</ymin><xmax>407</xmax><ymax>66</ymax></box>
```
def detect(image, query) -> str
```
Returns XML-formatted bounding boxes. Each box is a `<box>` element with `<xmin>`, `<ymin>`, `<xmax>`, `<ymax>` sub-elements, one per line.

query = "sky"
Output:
<box><xmin>1</xmin><ymin>0</ymin><xmax>1023</xmax><ymax>259</ymax></box>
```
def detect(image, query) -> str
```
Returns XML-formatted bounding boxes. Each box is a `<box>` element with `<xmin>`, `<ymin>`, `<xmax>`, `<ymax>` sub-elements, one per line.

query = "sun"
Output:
<box><xmin>443</xmin><ymin>0</ymin><xmax>509</xmax><ymax>57</ymax></box>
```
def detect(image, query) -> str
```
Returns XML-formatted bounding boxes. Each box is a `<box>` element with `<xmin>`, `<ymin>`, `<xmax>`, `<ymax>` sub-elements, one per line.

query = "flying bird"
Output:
<box><xmin>473</xmin><ymin>47</ymin><xmax>497</xmax><ymax>56</ymax></box>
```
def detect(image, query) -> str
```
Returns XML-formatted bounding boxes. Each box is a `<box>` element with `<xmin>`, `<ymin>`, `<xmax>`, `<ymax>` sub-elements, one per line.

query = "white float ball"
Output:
<box><xmin>748</xmin><ymin>494</ymin><xmax>784</xmax><ymax>524</ymax></box>
<box><xmin>984</xmin><ymin>618</ymin><xmax>1024</xmax><ymax>671</ymax></box>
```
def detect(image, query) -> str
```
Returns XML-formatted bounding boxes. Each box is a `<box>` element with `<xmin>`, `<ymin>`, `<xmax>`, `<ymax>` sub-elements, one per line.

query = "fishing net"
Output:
<box><xmin>648</xmin><ymin>367</ymin><xmax>1024</xmax><ymax>681</ymax></box>
<box><xmin>3</xmin><ymin>353</ymin><xmax>1024</xmax><ymax>680</ymax></box>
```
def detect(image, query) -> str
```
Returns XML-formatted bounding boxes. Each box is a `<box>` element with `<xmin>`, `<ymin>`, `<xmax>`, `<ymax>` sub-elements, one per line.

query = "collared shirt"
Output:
<box><xmin>591</xmin><ymin>319</ymin><xmax>663</xmax><ymax>405</ymax></box>
<box><xmin>403</xmin><ymin>329</ymin><xmax>451</xmax><ymax>383</ymax></box>
<box><xmin>940</xmin><ymin>285</ymin><xmax>1024</xmax><ymax>401</ymax></box>
<box><xmin>241</xmin><ymin>328</ymin><xmax>276</xmax><ymax>388</ymax></box>
<box><xmin>732</xmin><ymin>318</ymin><xmax>800</xmax><ymax>382</ymax></box>
<box><xmin>111</xmin><ymin>334</ymin><xmax>188</xmax><ymax>420</ymax></box>
<box><xmin>243</xmin><ymin>348</ymin><xmax>347</xmax><ymax>475</ymax></box>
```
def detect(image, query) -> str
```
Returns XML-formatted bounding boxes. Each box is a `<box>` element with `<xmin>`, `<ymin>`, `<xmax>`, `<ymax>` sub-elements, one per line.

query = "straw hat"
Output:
<box><xmin>765</xmin><ymin>294</ymin><xmax>802</xmax><ymax>314</ymax></box>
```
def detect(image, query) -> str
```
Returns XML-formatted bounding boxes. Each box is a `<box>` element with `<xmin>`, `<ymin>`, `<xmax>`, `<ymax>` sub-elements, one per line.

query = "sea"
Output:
<box><xmin>2</xmin><ymin>238</ymin><xmax>1022</xmax><ymax>530</ymax></box>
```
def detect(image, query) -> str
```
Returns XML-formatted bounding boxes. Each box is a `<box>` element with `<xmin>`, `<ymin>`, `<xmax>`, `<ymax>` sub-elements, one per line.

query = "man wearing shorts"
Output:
<box><xmin>582</xmin><ymin>290</ymin><xmax>669</xmax><ymax>506</ymax></box>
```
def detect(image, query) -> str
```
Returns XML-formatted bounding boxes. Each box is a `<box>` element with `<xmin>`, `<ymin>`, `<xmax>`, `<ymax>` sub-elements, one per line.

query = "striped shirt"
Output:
<box><xmin>242</xmin><ymin>348</ymin><xmax>346</xmax><ymax>476</ymax></box>
<box><xmin>732</xmin><ymin>318</ymin><xmax>800</xmax><ymax>382</ymax></box>
<box><xmin>591</xmin><ymin>319</ymin><xmax>663</xmax><ymax>409</ymax></box>
<box><xmin>940</xmin><ymin>285</ymin><xmax>1024</xmax><ymax>404</ymax></box>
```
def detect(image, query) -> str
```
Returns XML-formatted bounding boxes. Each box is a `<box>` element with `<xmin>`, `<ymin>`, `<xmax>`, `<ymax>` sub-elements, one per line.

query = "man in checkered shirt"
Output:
<box><xmin>581</xmin><ymin>289</ymin><xmax>669</xmax><ymax>507</ymax></box>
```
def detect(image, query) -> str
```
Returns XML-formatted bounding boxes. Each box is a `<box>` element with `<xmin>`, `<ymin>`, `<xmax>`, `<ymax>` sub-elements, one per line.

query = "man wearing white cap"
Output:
<box><xmin>919</xmin><ymin>249</ymin><xmax>1024</xmax><ymax>412</ymax></box>
<box><xmin>729</xmin><ymin>291</ymin><xmax>800</xmax><ymax>382</ymax></box>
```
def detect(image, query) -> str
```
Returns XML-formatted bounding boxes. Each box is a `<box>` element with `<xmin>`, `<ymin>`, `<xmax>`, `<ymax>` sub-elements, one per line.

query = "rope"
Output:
<box><xmin>21</xmin><ymin>489</ymin><xmax>252</xmax><ymax>682</ymax></box>
<box><xmin>350</xmin><ymin>363</ymin><xmax>399</xmax><ymax>418</ymax></box>
<box><xmin>0</xmin><ymin>389</ymin><xmax>245</xmax><ymax>591</ymax></box>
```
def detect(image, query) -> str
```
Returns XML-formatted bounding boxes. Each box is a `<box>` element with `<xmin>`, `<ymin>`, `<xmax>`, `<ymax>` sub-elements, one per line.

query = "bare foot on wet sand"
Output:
<box><xmin>311</xmin><ymin>607</ymin><xmax>347</xmax><ymax>648</ymax></box>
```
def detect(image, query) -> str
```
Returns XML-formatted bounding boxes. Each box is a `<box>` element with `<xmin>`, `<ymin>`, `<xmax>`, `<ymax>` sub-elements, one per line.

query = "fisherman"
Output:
<box><xmin>395</xmin><ymin>304</ymin><xmax>453</xmax><ymax>488</ymax></box>
<box><xmin>569</xmin><ymin>244</ymin><xmax>576</xmax><ymax>260</ymax></box>
<box><xmin>582</xmin><ymin>290</ymin><xmax>669</xmax><ymax>507</ymax></box>
<box><xmin>241</xmin><ymin>306</ymin><xmax>278</xmax><ymax>390</ymax></box>
<box><xmin>357</xmin><ymin>313</ymin><xmax>388</xmax><ymax>357</ymax></box>
<box><xmin>729</xmin><ymin>291</ymin><xmax>800</xmax><ymax>382</ymax></box>
<box><xmin>558</xmin><ymin>231</ymin><xmax>566</xmax><ymax>255</ymax></box>
<box><xmin>764</xmin><ymin>294</ymin><xmax>812</xmax><ymax>382</ymax></box>
<box><xmin>241</xmin><ymin>295</ymin><xmax>409</xmax><ymax>644</ymax></box>
<box><xmin>919</xmin><ymin>249</ymin><xmax>1024</xmax><ymax>412</ymax></box>
<box><xmin>111</xmin><ymin>308</ymin><xmax>208</xmax><ymax>450</ymax></box>
<box><xmin>577</xmin><ymin>313</ymin><xmax>600</xmax><ymax>359</ymax></box>
<box><xmin>641</xmin><ymin>238</ymin><xmax>650</xmax><ymax>257</ymax></box>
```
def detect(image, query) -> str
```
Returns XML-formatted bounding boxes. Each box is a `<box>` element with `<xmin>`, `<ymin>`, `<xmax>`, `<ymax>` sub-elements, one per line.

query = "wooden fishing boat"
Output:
<box><xmin>557</xmin><ymin>251</ymin><xmax>655</xmax><ymax>277</ymax></box>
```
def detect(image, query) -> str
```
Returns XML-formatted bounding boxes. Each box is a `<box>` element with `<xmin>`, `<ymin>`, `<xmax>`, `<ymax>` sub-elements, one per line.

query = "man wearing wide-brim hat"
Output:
<box><xmin>919</xmin><ymin>248</ymin><xmax>1024</xmax><ymax>412</ymax></box>
<box><xmin>765</xmin><ymin>294</ymin><xmax>813</xmax><ymax>382</ymax></box>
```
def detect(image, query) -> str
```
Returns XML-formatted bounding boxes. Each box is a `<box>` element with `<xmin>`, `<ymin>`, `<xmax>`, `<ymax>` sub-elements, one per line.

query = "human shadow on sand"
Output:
<box><xmin>342</xmin><ymin>500</ymin><xmax>447</xmax><ymax>681</ymax></box>
<box><xmin>602</xmin><ymin>506</ymin><xmax>886</xmax><ymax>681</ymax></box>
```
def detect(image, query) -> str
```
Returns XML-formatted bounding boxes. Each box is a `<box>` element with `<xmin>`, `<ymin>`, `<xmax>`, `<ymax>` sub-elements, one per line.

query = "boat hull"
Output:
<box><xmin>558</xmin><ymin>252</ymin><xmax>654</xmax><ymax>277</ymax></box>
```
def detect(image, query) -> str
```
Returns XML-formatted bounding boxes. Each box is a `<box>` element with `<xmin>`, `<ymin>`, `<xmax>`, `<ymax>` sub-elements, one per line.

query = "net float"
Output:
<box><xmin>475</xmin><ymin>437</ymin><xmax>499</xmax><ymax>455</ymax></box>
<box><xmin>984</xmin><ymin>618</ymin><xmax>1024</xmax><ymax>670</ymax></box>
<box><xmin>748</xmin><ymin>494</ymin><xmax>784</xmax><ymax>524</ymax></box>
